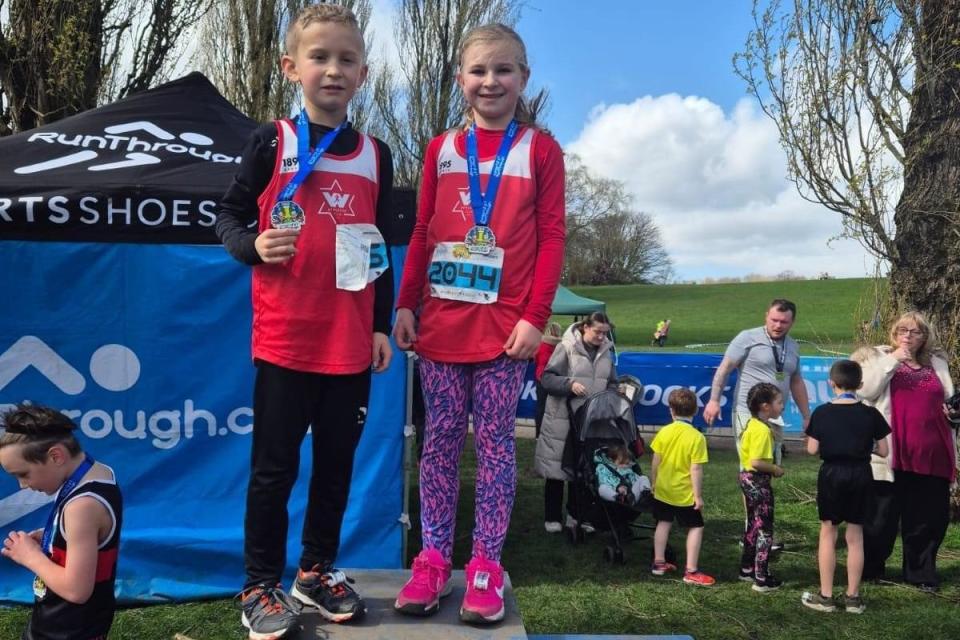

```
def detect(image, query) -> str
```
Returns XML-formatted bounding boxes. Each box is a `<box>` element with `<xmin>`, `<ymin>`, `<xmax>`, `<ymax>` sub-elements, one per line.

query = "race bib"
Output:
<box><xmin>336</xmin><ymin>224</ymin><xmax>388</xmax><ymax>291</ymax></box>
<box><xmin>428</xmin><ymin>242</ymin><xmax>503</xmax><ymax>304</ymax></box>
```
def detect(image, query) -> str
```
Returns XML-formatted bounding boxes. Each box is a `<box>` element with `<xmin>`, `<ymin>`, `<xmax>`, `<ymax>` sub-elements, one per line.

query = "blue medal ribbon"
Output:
<box><xmin>41</xmin><ymin>455</ymin><xmax>94</xmax><ymax>555</ymax></box>
<box><xmin>277</xmin><ymin>110</ymin><xmax>348</xmax><ymax>203</ymax></box>
<box><xmin>465</xmin><ymin>119</ymin><xmax>519</xmax><ymax>227</ymax></box>
<box><xmin>837</xmin><ymin>392</ymin><xmax>858</xmax><ymax>400</ymax></box>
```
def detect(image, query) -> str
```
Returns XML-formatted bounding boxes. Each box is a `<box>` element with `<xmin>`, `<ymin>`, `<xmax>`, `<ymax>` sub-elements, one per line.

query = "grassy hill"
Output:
<box><xmin>561</xmin><ymin>278</ymin><xmax>884</xmax><ymax>355</ymax></box>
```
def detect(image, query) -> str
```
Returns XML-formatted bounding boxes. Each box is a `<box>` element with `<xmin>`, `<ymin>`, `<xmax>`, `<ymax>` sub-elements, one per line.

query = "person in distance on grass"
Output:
<box><xmin>215</xmin><ymin>4</ymin><xmax>395</xmax><ymax>637</ymax></box>
<box><xmin>649</xmin><ymin>388</ymin><xmax>715</xmax><ymax>586</ymax></box>
<box><xmin>0</xmin><ymin>404</ymin><xmax>123</xmax><ymax>640</ymax></box>
<box><xmin>801</xmin><ymin>360</ymin><xmax>890</xmax><ymax>614</ymax></box>
<box><xmin>737</xmin><ymin>383</ymin><xmax>786</xmax><ymax>593</ymax></box>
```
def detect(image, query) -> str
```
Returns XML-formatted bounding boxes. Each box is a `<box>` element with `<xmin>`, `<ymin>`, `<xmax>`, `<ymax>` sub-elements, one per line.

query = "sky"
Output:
<box><xmin>370</xmin><ymin>0</ymin><xmax>883</xmax><ymax>281</ymax></box>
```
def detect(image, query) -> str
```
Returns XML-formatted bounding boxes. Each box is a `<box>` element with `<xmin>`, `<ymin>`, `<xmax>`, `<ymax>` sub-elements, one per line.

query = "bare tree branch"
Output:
<box><xmin>370</xmin><ymin>0</ymin><xmax>522</xmax><ymax>187</ymax></box>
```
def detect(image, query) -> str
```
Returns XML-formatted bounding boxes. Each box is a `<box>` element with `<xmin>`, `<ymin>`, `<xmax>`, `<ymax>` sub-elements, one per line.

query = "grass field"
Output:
<box><xmin>3</xmin><ymin>437</ymin><xmax>957</xmax><ymax>640</ymax></box>
<box><xmin>563</xmin><ymin>277</ymin><xmax>885</xmax><ymax>354</ymax></box>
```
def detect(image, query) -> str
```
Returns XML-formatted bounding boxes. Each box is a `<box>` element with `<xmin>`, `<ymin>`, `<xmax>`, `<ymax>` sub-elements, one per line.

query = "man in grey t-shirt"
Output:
<box><xmin>702</xmin><ymin>299</ymin><xmax>811</xmax><ymax>462</ymax></box>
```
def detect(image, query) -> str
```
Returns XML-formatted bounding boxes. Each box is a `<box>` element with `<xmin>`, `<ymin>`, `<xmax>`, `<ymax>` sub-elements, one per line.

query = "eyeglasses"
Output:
<box><xmin>895</xmin><ymin>327</ymin><xmax>924</xmax><ymax>337</ymax></box>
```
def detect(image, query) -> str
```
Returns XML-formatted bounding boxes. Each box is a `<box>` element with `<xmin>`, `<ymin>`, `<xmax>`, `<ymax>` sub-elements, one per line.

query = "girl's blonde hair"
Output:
<box><xmin>545</xmin><ymin>321</ymin><xmax>563</xmax><ymax>339</ymax></box>
<box><xmin>888</xmin><ymin>311</ymin><xmax>943</xmax><ymax>367</ymax></box>
<box><xmin>458</xmin><ymin>23</ymin><xmax>537</xmax><ymax>129</ymax></box>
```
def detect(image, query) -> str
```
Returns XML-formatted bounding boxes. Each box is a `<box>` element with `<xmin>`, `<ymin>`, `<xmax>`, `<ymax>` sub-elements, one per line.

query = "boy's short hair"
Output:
<box><xmin>285</xmin><ymin>3</ymin><xmax>363</xmax><ymax>55</ymax></box>
<box><xmin>0</xmin><ymin>404</ymin><xmax>82</xmax><ymax>463</ymax></box>
<box><xmin>668</xmin><ymin>388</ymin><xmax>698</xmax><ymax>418</ymax></box>
<box><xmin>747</xmin><ymin>382</ymin><xmax>781</xmax><ymax>416</ymax></box>
<box><xmin>829</xmin><ymin>359</ymin><xmax>862</xmax><ymax>391</ymax></box>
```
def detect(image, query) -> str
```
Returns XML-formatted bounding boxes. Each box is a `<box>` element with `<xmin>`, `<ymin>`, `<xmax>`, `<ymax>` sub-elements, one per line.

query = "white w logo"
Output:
<box><xmin>323</xmin><ymin>192</ymin><xmax>351</xmax><ymax>208</ymax></box>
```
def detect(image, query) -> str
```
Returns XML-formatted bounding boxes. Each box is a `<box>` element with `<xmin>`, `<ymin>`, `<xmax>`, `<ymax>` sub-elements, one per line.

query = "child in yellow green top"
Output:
<box><xmin>649</xmin><ymin>388</ymin><xmax>714</xmax><ymax>586</ymax></box>
<box><xmin>738</xmin><ymin>382</ymin><xmax>786</xmax><ymax>593</ymax></box>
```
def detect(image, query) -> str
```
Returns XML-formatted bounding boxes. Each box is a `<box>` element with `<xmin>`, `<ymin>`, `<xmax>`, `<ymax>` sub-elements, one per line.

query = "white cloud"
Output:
<box><xmin>566</xmin><ymin>95</ymin><xmax>881</xmax><ymax>280</ymax></box>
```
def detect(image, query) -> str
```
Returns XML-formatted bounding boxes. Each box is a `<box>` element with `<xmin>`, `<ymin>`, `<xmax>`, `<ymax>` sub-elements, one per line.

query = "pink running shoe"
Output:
<box><xmin>394</xmin><ymin>549</ymin><xmax>452</xmax><ymax>616</ymax></box>
<box><xmin>460</xmin><ymin>555</ymin><xmax>506</xmax><ymax>624</ymax></box>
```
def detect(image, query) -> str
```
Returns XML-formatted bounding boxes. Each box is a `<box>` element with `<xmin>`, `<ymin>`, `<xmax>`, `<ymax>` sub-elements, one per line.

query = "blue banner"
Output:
<box><xmin>517</xmin><ymin>351</ymin><xmax>839</xmax><ymax>433</ymax></box>
<box><xmin>0</xmin><ymin>242</ymin><xmax>406</xmax><ymax>604</ymax></box>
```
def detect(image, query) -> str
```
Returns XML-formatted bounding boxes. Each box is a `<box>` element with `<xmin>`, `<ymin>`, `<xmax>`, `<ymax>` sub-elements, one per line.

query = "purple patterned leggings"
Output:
<box><xmin>740</xmin><ymin>470</ymin><xmax>775</xmax><ymax>579</ymax></box>
<box><xmin>418</xmin><ymin>355</ymin><xmax>527</xmax><ymax>562</ymax></box>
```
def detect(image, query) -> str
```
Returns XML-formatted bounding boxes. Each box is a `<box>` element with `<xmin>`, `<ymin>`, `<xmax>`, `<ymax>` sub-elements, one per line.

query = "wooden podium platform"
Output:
<box><xmin>289</xmin><ymin>569</ymin><xmax>692</xmax><ymax>640</ymax></box>
<box><xmin>292</xmin><ymin>569</ymin><xmax>527</xmax><ymax>640</ymax></box>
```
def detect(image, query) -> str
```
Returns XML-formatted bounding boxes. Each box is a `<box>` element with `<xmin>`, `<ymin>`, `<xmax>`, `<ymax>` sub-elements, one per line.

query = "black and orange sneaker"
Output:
<box><xmin>239</xmin><ymin>583</ymin><xmax>301</xmax><ymax>640</ymax></box>
<box><xmin>291</xmin><ymin>566</ymin><xmax>365</xmax><ymax>622</ymax></box>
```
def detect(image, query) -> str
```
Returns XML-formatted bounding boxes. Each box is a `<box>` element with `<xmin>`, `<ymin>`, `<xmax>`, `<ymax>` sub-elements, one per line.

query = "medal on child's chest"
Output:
<box><xmin>464</xmin><ymin>224</ymin><xmax>497</xmax><ymax>255</ymax></box>
<box><xmin>33</xmin><ymin>575</ymin><xmax>47</xmax><ymax>599</ymax></box>
<box><xmin>34</xmin><ymin>455</ymin><xmax>95</xmax><ymax>602</ymax></box>
<box><xmin>272</xmin><ymin>111</ymin><xmax>347</xmax><ymax>230</ymax></box>
<box><xmin>463</xmin><ymin>120</ymin><xmax>518</xmax><ymax>255</ymax></box>
<box><xmin>270</xmin><ymin>200</ymin><xmax>305</xmax><ymax>230</ymax></box>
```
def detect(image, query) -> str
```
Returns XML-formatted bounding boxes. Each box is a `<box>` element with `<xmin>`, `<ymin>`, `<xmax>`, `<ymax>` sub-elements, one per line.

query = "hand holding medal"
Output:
<box><xmin>255</xmin><ymin>228</ymin><xmax>301</xmax><ymax>263</ymax></box>
<box><xmin>2</xmin><ymin>530</ymin><xmax>44</xmax><ymax>567</ymax></box>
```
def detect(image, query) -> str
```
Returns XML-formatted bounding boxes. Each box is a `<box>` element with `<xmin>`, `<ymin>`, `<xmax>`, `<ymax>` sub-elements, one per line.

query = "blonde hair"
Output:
<box><xmin>545</xmin><ymin>322</ymin><xmax>563</xmax><ymax>339</ymax></box>
<box><xmin>458</xmin><ymin>23</ymin><xmax>537</xmax><ymax>129</ymax></box>
<box><xmin>285</xmin><ymin>4</ymin><xmax>363</xmax><ymax>56</ymax></box>
<box><xmin>888</xmin><ymin>311</ymin><xmax>943</xmax><ymax>367</ymax></box>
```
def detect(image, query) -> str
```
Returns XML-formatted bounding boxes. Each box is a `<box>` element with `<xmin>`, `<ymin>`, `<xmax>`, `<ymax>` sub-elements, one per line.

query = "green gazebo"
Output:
<box><xmin>552</xmin><ymin>285</ymin><xmax>606</xmax><ymax>316</ymax></box>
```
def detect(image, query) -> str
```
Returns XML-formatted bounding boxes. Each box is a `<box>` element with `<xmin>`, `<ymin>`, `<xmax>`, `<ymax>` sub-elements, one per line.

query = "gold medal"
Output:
<box><xmin>464</xmin><ymin>225</ymin><xmax>496</xmax><ymax>255</ymax></box>
<box><xmin>270</xmin><ymin>200</ymin><xmax>305</xmax><ymax>230</ymax></box>
<box><xmin>33</xmin><ymin>575</ymin><xmax>47</xmax><ymax>599</ymax></box>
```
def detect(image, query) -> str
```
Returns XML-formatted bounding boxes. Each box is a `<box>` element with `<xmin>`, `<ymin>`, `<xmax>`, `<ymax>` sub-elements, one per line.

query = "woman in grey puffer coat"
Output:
<box><xmin>534</xmin><ymin>312</ymin><xmax>617</xmax><ymax>533</ymax></box>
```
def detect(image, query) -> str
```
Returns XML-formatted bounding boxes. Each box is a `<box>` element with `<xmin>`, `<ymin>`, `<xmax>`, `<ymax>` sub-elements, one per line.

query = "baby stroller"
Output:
<box><xmin>563</xmin><ymin>376</ymin><xmax>673</xmax><ymax>565</ymax></box>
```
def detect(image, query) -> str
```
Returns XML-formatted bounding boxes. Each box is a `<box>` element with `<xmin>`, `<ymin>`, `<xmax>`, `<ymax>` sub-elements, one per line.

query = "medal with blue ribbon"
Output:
<box><xmin>34</xmin><ymin>455</ymin><xmax>94</xmax><ymax>599</ymax></box>
<box><xmin>271</xmin><ymin>110</ymin><xmax>348</xmax><ymax>230</ymax></box>
<box><xmin>464</xmin><ymin>119</ymin><xmax>519</xmax><ymax>255</ymax></box>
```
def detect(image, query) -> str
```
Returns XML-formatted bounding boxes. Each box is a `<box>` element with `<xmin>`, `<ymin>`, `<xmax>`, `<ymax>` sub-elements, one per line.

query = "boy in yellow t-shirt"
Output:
<box><xmin>650</xmin><ymin>388</ymin><xmax>714</xmax><ymax>586</ymax></box>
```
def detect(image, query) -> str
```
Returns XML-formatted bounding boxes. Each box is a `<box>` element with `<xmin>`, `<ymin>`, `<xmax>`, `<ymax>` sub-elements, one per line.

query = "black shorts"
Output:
<box><xmin>817</xmin><ymin>462</ymin><xmax>873</xmax><ymax>524</ymax></box>
<box><xmin>652</xmin><ymin>498</ymin><xmax>704</xmax><ymax>528</ymax></box>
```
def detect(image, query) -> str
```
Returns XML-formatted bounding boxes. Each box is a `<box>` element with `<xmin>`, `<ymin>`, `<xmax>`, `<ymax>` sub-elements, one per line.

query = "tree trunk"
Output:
<box><xmin>890</xmin><ymin>0</ymin><xmax>960</xmax><ymax>369</ymax></box>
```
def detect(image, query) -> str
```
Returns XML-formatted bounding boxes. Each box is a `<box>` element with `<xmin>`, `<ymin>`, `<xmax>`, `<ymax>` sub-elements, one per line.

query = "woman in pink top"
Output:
<box><xmin>853</xmin><ymin>312</ymin><xmax>956</xmax><ymax>591</ymax></box>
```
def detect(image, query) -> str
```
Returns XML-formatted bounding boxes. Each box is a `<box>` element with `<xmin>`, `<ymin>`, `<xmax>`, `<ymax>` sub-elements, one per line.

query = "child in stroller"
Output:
<box><xmin>595</xmin><ymin>444</ymin><xmax>652</xmax><ymax>506</ymax></box>
<box><xmin>564</xmin><ymin>376</ymin><xmax>667</xmax><ymax>564</ymax></box>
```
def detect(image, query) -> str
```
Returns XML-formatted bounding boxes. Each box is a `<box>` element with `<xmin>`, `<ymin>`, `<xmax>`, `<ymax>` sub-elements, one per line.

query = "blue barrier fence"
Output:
<box><xmin>516</xmin><ymin>352</ymin><xmax>839</xmax><ymax>433</ymax></box>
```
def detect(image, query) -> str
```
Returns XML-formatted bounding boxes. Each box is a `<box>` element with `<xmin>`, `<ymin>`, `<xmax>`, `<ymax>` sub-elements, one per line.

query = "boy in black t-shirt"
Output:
<box><xmin>802</xmin><ymin>360</ymin><xmax>890</xmax><ymax>614</ymax></box>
